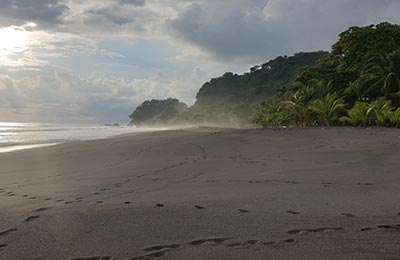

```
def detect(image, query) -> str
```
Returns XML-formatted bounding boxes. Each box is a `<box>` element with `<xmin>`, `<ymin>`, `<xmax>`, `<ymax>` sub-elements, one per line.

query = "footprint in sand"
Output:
<box><xmin>287</xmin><ymin>227</ymin><xmax>344</xmax><ymax>235</ymax></box>
<box><xmin>285</xmin><ymin>181</ymin><xmax>299</xmax><ymax>184</ymax></box>
<box><xmin>70</xmin><ymin>257</ymin><xmax>113</xmax><ymax>260</ymax></box>
<box><xmin>377</xmin><ymin>224</ymin><xmax>400</xmax><ymax>230</ymax></box>
<box><xmin>238</xmin><ymin>209</ymin><xmax>249</xmax><ymax>214</ymax></box>
<box><xmin>131</xmin><ymin>249</ymin><xmax>169</xmax><ymax>260</ymax></box>
<box><xmin>0</xmin><ymin>228</ymin><xmax>17</xmax><ymax>237</ymax></box>
<box><xmin>361</xmin><ymin>225</ymin><xmax>400</xmax><ymax>232</ymax></box>
<box><xmin>357</xmin><ymin>183</ymin><xmax>374</xmax><ymax>186</ymax></box>
<box><xmin>281</xmin><ymin>238</ymin><xmax>298</xmax><ymax>244</ymax></box>
<box><xmin>144</xmin><ymin>244</ymin><xmax>181</xmax><ymax>252</ymax></box>
<box><xmin>227</xmin><ymin>240</ymin><xmax>259</xmax><ymax>249</ymax></box>
<box><xmin>187</xmin><ymin>237</ymin><xmax>232</xmax><ymax>246</ymax></box>
<box><xmin>35</xmin><ymin>207</ymin><xmax>52</xmax><ymax>212</ymax></box>
<box><xmin>360</xmin><ymin>227</ymin><xmax>374</xmax><ymax>232</ymax></box>
<box><xmin>24</xmin><ymin>216</ymin><xmax>40</xmax><ymax>222</ymax></box>
<box><xmin>261</xmin><ymin>238</ymin><xmax>298</xmax><ymax>248</ymax></box>
<box><xmin>341</xmin><ymin>213</ymin><xmax>356</xmax><ymax>218</ymax></box>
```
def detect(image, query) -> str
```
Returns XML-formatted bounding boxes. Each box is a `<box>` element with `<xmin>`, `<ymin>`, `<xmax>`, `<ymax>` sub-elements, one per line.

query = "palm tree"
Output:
<box><xmin>309</xmin><ymin>79</ymin><xmax>337</xmax><ymax>99</ymax></box>
<box><xmin>309</xmin><ymin>94</ymin><xmax>344</xmax><ymax>127</ymax></box>
<box><xmin>360</xmin><ymin>49</ymin><xmax>400</xmax><ymax>98</ymax></box>
<box><xmin>340</xmin><ymin>102</ymin><xmax>375</xmax><ymax>127</ymax></box>
<box><xmin>371</xmin><ymin>98</ymin><xmax>393</xmax><ymax>126</ymax></box>
<box><xmin>345</xmin><ymin>81</ymin><xmax>372</xmax><ymax>101</ymax></box>
<box><xmin>251</xmin><ymin>98</ymin><xmax>281</xmax><ymax>127</ymax></box>
<box><xmin>280</xmin><ymin>86</ymin><xmax>315</xmax><ymax>127</ymax></box>
<box><xmin>389</xmin><ymin>107</ymin><xmax>400</xmax><ymax>127</ymax></box>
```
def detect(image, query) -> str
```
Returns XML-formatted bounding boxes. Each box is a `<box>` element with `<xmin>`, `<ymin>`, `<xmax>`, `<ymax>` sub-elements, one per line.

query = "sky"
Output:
<box><xmin>0</xmin><ymin>0</ymin><xmax>399</xmax><ymax>123</ymax></box>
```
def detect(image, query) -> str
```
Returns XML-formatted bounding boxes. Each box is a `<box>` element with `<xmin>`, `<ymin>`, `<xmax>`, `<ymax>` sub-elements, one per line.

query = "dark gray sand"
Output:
<box><xmin>0</xmin><ymin>127</ymin><xmax>399</xmax><ymax>260</ymax></box>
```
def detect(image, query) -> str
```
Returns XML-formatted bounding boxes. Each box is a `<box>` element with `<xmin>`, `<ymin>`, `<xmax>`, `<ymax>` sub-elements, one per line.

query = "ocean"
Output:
<box><xmin>0</xmin><ymin>122</ymin><xmax>157</xmax><ymax>153</ymax></box>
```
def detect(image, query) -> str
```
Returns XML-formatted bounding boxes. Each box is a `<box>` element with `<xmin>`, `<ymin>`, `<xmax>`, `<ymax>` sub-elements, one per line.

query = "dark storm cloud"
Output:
<box><xmin>168</xmin><ymin>0</ymin><xmax>400</xmax><ymax>62</ymax></box>
<box><xmin>0</xmin><ymin>0</ymin><xmax>68</xmax><ymax>26</ymax></box>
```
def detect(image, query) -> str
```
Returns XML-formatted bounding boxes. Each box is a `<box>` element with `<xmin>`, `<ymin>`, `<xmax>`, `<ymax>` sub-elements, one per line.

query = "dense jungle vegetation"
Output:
<box><xmin>130</xmin><ymin>23</ymin><xmax>400</xmax><ymax>128</ymax></box>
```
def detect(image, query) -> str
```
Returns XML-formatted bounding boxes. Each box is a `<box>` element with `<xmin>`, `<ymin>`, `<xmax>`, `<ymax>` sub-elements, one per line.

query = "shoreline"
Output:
<box><xmin>0</xmin><ymin>126</ymin><xmax>170</xmax><ymax>154</ymax></box>
<box><xmin>0</xmin><ymin>143</ymin><xmax>60</xmax><ymax>154</ymax></box>
<box><xmin>0</xmin><ymin>127</ymin><xmax>399</xmax><ymax>260</ymax></box>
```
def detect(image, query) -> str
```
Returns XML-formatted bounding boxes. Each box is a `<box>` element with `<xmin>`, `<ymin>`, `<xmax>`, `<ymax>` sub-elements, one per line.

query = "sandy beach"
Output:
<box><xmin>0</xmin><ymin>127</ymin><xmax>399</xmax><ymax>260</ymax></box>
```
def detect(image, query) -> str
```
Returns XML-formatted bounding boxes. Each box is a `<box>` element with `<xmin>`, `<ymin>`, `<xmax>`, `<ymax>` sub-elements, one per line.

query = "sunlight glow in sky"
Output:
<box><xmin>0</xmin><ymin>24</ymin><xmax>32</xmax><ymax>57</ymax></box>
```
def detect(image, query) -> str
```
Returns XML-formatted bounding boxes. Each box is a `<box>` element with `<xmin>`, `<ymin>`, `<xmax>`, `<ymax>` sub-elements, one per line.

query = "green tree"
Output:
<box><xmin>251</xmin><ymin>98</ymin><xmax>285</xmax><ymax>127</ymax></box>
<box><xmin>359</xmin><ymin>49</ymin><xmax>400</xmax><ymax>98</ymax></box>
<box><xmin>194</xmin><ymin>52</ymin><xmax>326</xmax><ymax>125</ymax></box>
<box><xmin>371</xmin><ymin>98</ymin><xmax>393</xmax><ymax>126</ymax></box>
<box><xmin>298</xmin><ymin>23</ymin><xmax>400</xmax><ymax>92</ymax></box>
<box><xmin>344</xmin><ymin>81</ymin><xmax>372</xmax><ymax>101</ymax></box>
<box><xmin>389</xmin><ymin>107</ymin><xmax>400</xmax><ymax>127</ymax></box>
<box><xmin>280</xmin><ymin>86</ymin><xmax>315</xmax><ymax>127</ymax></box>
<box><xmin>129</xmin><ymin>98</ymin><xmax>188</xmax><ymax>126</ymax></box>
<box><xmin>340</xmin><ymin>102</ymin><xmax>375</xmax><ymax>127</ymax></box>
<box><xmin>309</xmin><ymin>94</ymin><xmax>344</xmax><ymax>126</ymax></box>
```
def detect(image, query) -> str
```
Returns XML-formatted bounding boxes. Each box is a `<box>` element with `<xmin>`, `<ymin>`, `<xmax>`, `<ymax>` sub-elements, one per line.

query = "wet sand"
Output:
<box><xmin>0</xmin><ymin>127</ymin><xmax>399</xmax><ymax>260</ymax></box>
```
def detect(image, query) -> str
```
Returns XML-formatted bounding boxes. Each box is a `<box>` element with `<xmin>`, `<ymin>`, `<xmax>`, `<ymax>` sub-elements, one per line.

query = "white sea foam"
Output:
<box><xmin>0</xmin><ymin>122</ymin><xmax>158</xmax><ymax>153</ymax></box>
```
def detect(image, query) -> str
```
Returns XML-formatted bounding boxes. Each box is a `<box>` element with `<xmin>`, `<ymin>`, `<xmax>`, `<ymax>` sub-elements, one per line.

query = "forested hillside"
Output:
<box><xmin>129</xmin><ymin>98</ymin><xmax>188</xmax><ymax>126</ymax></box>
<box><xmin>129</xmin><ymin>52</ymin><xmax>326</xmax><ymax>126</ymax></box>
<box><xmin>130</xmin><ymin>23</ymin><xmax>400</xmax><ymax>128</ymax></box>
<box><xmin>252</xmin><ymin>22</ymin><xmax>400</xmax><ymax>128</ymax></box>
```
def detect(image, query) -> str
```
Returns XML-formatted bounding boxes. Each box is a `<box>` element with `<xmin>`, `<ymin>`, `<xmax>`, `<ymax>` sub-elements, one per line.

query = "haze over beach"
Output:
<box><xmin>1</xmin><ymin>1</ymin><xmax>400</xmax><ymax>260</ymax></box>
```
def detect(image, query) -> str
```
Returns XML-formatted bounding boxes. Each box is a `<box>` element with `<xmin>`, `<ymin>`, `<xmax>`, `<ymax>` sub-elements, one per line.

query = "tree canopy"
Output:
<box><xmin>129</xmin><ymin>23</ymin><xmax>400</xmax><ymax>128</ymax></box>
<box><xmin>129</xmin><ymin>98</ymin><xmax>188</xmax><ymax>126</ymax></box>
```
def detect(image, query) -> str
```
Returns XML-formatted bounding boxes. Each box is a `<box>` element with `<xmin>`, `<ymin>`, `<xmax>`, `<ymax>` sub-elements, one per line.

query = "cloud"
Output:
<box><xmin>168</xmin><ymin>0</ymin><xmax>400</xmax><ymax>63</ymax></box>
<box><xmin>61</xmin><ymin>0</ymin><xmax>159</xmax><ymax>37</ymax></box>
<box><xmin>119</xmin><ymin>0</ymin><xmax>146</xmax><ymax>6</ymax></box>
<box><xmin>0</xmin><ymin>0</ymin><xmax>69</xmax><ymax>27</ymax></box>
<box><xmin>0</xmin><ymin>66</ymin><xmax>207</xmax><ymax>123</ymax></box>
<box><xmin>0</xmin><ymin>23</ymin><xmax>122</xmax><ymax>68</ymax></box>
<box><xmin>1</xmin><ymin>0</ymin><xmax>400</xmax><ymax>123</ymax></box>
